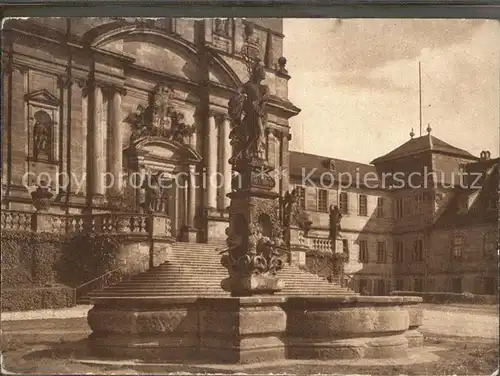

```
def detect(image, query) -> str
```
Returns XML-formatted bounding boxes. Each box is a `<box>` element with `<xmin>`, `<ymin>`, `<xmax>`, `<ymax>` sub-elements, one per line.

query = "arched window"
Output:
<box><xmin>32</xmin><ymin>110</ymin><xmax>52</xmax><ymax>161</ymax></box>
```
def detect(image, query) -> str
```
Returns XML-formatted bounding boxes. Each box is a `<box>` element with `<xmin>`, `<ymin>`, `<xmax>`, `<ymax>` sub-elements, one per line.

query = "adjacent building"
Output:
<box><xmin>290</xmin><ymin>128</ymin><xmax>498</xmax><ymax>295</ymax></box>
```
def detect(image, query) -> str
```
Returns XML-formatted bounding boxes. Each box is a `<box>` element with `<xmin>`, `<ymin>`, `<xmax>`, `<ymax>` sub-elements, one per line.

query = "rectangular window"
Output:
<box><xmin>339</xmin><ymin>192</ymin><xmax>349</xmax><ymax>214</ymax></box>
<box><xmin>451</xmin><ymin>234</ymin><xmax>464</xmax><ymax>259</ymax></box>
<box><xmin>376</xmin><ymin>197</ymin><xmax>384</xmax><ymax>218</ymax></box>
<box><xmin>296</xmin><ymin>186</ymin><xmax>306</xmax><ymax>210</ymax></box>
<box><xmin>358</xmin><ymin>240</ymin><xmax>369</xmax><ymax>263</ymax></box>
<box><xmin>412</xmin><ymin>239</ymin><xmax>424</xmax><ymax>261</ymax></box>
<box><xmin>375</xmin><ymin>279</ymin><xmax>386</xmax><ymax>295</ymax></box>
<box><xmin>376</xmin><ymin>241</ymin><xmax>387</xmax><ymax>263</ymax></box>
<box><xmin>395</xmin><ymin>278</ymin><xmax>404</xmax><ymax>291</ymax></box>
<box><xmin>359</xmin><ymin>194</ymin><xmax>368</xmax><ymax>216</ymax></box>
<box><xmin>394</xmin><ymin>241</ymin><xmax>404</xmax><ymax>263</ymax></box>
<box><xmin>483</xmin><ymin>232</ymin><xmax>497</xmax><ymax>259</ymax></box>
<box><xmin>483</xmin><ymin>277</ymin><xmax>496</xmax><ymax>295</ymax></box>
<box><xmin>414</xmin><ymin>194</ymin><xmax>422</xmax><ymax>214</ymax></box>
<box><xmin>451</xmin><ymin>278</ymin><xmax>462</xmax><ymax>293</ymax></box>
<box><xmin>414</xmin><ymin>278</ymin><xmax>423</xmax><ymax>292</ymax></box>
<box><xmin>395</xmin><ymin>198</ymin><xmax>404</xmax><ymax>219</ymax></box>
<box><xmin>317</xmin><ymin>189</ymin><xmax>328</xmax><ymax>213</ymax></box>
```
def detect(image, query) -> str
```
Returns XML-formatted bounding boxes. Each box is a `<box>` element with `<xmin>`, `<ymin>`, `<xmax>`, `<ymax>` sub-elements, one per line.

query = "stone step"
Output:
<box><xmin>87</xmin><ymin>241</ymin><xmax>354</xmax><ymax>300</ymax></box>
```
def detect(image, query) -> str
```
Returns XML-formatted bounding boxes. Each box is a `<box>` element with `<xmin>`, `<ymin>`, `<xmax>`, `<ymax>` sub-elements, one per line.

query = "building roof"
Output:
<box><xmin>289</xmin><ymin>151</ymin><xmax>379</xmax><ymax>186</ymax></box>
<box><xmin>371</xmin><ymin>134</ymin><xmax>478</xmax><ymax>165</ymax></box>
<box><xmin>434</xmin><ymin>159</ymin><xmax>498</xmax><ymax>228</ymax></box>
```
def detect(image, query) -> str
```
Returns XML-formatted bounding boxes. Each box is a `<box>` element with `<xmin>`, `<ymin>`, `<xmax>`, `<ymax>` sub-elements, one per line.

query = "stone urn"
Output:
<box><xmin>31</xmin><ymin>185</ymin><xmax>54</xmax><ymax>211</ymax></box>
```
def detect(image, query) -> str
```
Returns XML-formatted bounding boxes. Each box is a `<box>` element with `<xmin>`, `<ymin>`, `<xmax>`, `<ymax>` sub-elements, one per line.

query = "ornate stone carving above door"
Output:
<box><xmin>127</xmin><ymin>83</ymin><xmax>196</xmax><ymax>146</ymax></box>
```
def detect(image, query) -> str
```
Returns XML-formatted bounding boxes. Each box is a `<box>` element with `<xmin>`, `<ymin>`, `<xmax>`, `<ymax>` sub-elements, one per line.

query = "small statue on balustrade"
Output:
<box><xmin>228</xmin><ymin>60</ymin><xmax>270</xmax><ymax>164</ymax></box>
<box><xmin>329</xmin><ymin>204</ymin><xmax>342</xmax><ymax>241</ymax></box>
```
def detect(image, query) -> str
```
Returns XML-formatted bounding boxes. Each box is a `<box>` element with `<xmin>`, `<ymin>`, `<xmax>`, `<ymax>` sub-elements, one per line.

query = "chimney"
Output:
<box><xmin>480</xmin><ymin>151</ymin><xmax>491</xmax><ymax>161</ymax></box>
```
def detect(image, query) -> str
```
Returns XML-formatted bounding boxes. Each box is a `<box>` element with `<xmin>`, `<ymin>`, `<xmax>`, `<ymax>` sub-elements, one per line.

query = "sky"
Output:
<box><xmin>283</xmin><ymin>19</ymin><xmax>500</xmax><ymax>164</ymax></box>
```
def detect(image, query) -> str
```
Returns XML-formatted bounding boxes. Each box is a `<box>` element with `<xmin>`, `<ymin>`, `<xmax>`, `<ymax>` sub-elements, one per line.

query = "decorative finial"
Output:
<box><xmin>426</xmin><ymin>123</ymin><xmax>432</xmax><ymax>134</ymax></box>
<box><xmin>410</xmin><ymin>128</ymin><xmax>415</xmax><ymax>139</ymax></box>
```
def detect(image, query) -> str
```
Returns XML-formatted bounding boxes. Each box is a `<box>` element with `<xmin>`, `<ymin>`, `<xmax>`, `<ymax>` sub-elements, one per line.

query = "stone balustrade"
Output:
<box><xmin>307</xmin><ymin>237</ymin><xmax>333</xmax><ymax>253</ymax></box>
<box><xmin>0</xmin><ymin>209</ymin><xmax>172</xmax><ymax>238</ymax></box>
<box><xmin>1</xmin><ymin>210</ymin><xmax>32</xmax><ymax>231</ymax></box>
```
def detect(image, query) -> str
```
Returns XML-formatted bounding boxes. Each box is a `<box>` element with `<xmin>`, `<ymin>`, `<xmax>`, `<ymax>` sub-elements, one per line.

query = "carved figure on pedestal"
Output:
<box><xmin>282</xmin><ymin>188</ymin><xmax>299</xmax><ymax>245</ymax></box>
<box><xmin>228</xmin><ymin>60</ymin><xmax>270</xmax><ymax>164</ymax></box>
<box><xmin>142</xmin><ymin>172</ymin><xmax>169</xmax><ymax>215</ymax></box>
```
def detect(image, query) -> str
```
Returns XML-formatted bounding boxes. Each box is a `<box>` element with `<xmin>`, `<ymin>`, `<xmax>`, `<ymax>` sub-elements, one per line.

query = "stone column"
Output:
<box><xmin>182</xmin><ymin>164</ymin><xmax>198</xmax><ymax>242</ymax></box>
<box><xmin>187</xmin><ymin>164</ymin><xmax>196</xmax><ymax>228</ymax></box>
<box><xmin>206</xmin><ymin>112</ymin><xmax>218</xmax><ymax>209</ymax></box>
<box><xmin>89</xmin><ymin>83</ymin><xmax>105</xmax><ymax>202</ymax></box>
<box><xmin>108</xmin><ymin>88</ymin><xmax>124</xmax><ymax>195</ymax></box>
<box><xmin>221</xmin><ymin>115</ymin><xmax>232</xmax><ymax>210</ymax></box>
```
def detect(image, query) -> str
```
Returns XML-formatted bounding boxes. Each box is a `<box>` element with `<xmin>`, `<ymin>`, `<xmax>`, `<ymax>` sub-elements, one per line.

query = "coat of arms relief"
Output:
<box><xmin>128</xmin><ymin>83</ymin><xmax>196</xmax><ymax>145</ymax></box>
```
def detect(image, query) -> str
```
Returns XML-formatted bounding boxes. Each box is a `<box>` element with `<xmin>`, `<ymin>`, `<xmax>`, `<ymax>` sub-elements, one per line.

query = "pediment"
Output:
<box><xmin>126</xmin><ymin>136</ymin><xmax>202</xmax><ymax>165</ymax></box>
<box><xmin>25</xmin><ymin>89</ymin><xmax>60</xmax><ymax>107</ymax></box>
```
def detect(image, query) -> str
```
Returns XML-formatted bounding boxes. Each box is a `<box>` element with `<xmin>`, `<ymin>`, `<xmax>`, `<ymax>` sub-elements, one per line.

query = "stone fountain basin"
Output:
<box><xmin>87</xmin><ymin>295</ymin><xmax>423</xmax><ymax>364</ymax></box>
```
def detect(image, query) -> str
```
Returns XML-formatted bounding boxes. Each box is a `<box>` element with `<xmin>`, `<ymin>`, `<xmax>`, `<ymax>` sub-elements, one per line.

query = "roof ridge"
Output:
<box><xmin>289</xmin><ymin>150</ymin><xmax>374</xmax><ymax>167</ymax></box>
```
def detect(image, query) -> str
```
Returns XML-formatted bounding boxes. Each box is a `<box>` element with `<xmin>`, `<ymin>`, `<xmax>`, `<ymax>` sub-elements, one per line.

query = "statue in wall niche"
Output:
<box><xmin>329</xmin><ymin>204</ymin><xmax>342</xmax><ymax>241</ymax></box>
<box><xmin>228</xmin><ymin>60</ymin><xmax>270</xmax><ymax>164</ymax></box>
<box><xmin>32</xmin><ymin>110</ymin><xmax>53</xmax><ymax>160</ymax></box>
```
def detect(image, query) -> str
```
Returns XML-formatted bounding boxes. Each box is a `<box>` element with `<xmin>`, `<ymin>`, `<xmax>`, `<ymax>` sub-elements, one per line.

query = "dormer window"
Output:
<box><xmin>329</xmin><ymin>159</ymin><xmax>335</xmax><ymax>171</ymax></box>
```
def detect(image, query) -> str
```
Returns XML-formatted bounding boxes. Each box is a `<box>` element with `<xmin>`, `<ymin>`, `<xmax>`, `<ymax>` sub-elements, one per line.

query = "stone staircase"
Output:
<box><xmin>87</xmin><ymin>242</ymin><xmax>354</xmax><ymax>300</ymax></box>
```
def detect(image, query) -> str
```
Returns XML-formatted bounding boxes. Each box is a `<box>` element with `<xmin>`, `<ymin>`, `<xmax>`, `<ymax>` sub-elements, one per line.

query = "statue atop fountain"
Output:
<box><xmin>219</xmin><ymin>59</ymin><xmax>286</xmax><ymax>296</ymax></box>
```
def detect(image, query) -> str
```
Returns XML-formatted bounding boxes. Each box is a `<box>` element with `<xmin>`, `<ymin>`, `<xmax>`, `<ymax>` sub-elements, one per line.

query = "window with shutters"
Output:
<box><xmin>317</xmin><ymin>188</ymin><xmax>328</xmax><ymax>212</ymax></box>
<box><xmin>359</xmin><ymin>194</ymin><xmax>368</xmax><ymax>216</ymax></box>
<box><xmin>358</xmin><ymin>240</ymin><xmax>369</xmax><ymax>263</ymax></box>
<box><xmin>395</xmin><ymin>278</ymin><xmax>404</xmax><ymax>291</ymax></box>
<box><xmin>339</xmin><ymin>192</ymin><xmax>349</xmax><ymax>214</ymax></box>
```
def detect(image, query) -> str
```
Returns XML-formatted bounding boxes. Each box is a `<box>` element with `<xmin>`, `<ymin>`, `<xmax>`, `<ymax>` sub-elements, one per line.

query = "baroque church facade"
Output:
<box><xmin>2</xmin><ymin>18</ymin><xmax>299</xmax><ymax>242</ymax></box>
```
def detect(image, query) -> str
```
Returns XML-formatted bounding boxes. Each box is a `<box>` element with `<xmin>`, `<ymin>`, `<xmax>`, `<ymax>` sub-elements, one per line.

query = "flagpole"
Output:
<box><xmin>419</xmin><ymin>61</ymin><xmax>422</xmax><ymax>137</ymax></box>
